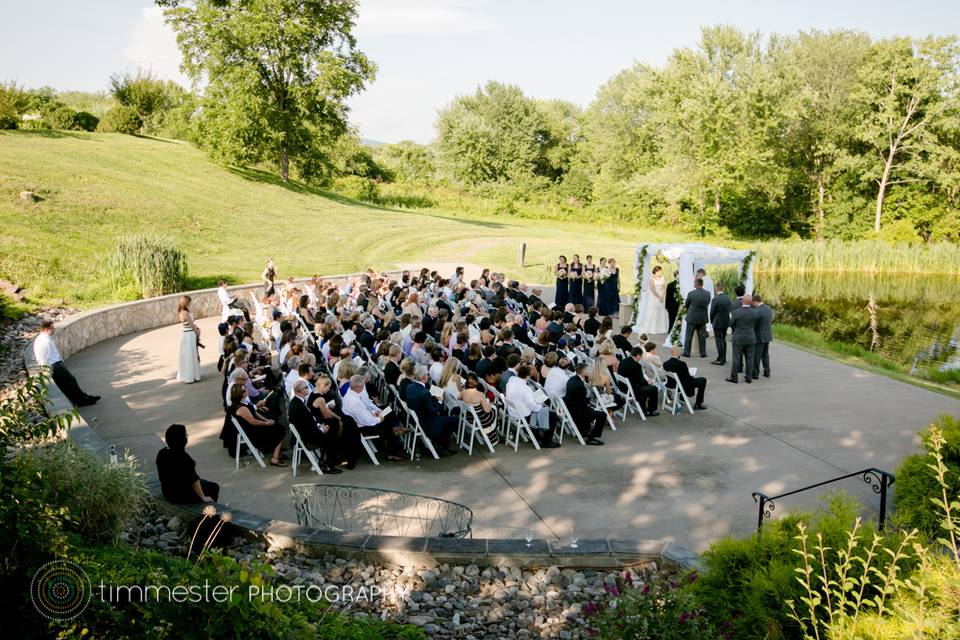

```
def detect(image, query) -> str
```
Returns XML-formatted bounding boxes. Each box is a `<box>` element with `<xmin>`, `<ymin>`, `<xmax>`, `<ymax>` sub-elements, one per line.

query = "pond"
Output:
<box><xmin>752</xmin><ymin>272</ymin><xmax>960</xmax><ymax>380</ymax></box>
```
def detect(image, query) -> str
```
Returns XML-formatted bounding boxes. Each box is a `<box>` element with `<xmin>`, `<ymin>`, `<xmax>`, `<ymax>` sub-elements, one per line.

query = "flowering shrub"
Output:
<box><xmin>586</xmin><ymin>570</ymin><xmax>719</xmax><ymax>640</ymax></box>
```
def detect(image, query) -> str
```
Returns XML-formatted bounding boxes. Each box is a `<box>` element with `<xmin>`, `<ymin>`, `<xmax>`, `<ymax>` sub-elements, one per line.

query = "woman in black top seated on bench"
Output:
<box><xmin>156</xmin><ymin>423</ymin><xmax>219</xmax><ymax>504</ymax></box>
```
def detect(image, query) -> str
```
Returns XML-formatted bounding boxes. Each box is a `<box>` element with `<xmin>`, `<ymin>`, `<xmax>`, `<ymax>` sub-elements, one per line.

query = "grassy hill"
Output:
<box><xmin>0</xmin><ymin>130</ymin><xmax>688</xmax><ymax>309</ymax></box>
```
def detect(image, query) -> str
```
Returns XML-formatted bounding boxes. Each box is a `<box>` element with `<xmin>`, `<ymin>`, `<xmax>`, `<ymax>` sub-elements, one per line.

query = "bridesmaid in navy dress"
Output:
<box><xmin>582</xmin><ymin>255</ymin><xmax>596</xmax><ymax>309</ymax></box>
<box><xmin>554</xmin><ymin>256</ymin><xmax>569</xmax><ymax>309</ymax></box>
<box><xmin>569</xmin><ymin>255</ymin><xmax>583</xmax><ymax>306</ymax></box>
<box><xmin>596</xmin><ymin>257</ymin><xmax>609</xmax><ymax>315</ymax></box>
<box><xmin>605</xmin><ymin>258</ymin><xmax>621</xmax><ymax>317</ymax></box>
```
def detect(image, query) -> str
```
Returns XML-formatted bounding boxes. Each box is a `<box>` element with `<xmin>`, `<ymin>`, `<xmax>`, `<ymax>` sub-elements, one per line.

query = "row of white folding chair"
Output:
<box><xmin>457</xmin><ymin>402</ymin><xmax>498</xmax><ymax>455</ymax></box>
<box><xmin>386</xmin><ymin>384</ymin><xmax>440</xmax><ymax>461</ymax></box>
<box><xmin>230</xmin><ymin>416</ymin><xmax>266</xmax><ymax>470</ymax></box>
<box><xmin>662</xmin><ymin>370</ymin><xmax>695</xmax><ymax>415</ymax></box>
<box><xmin>503</xmin><ymin>398</ymin><xmax>541</xmax><ymax>452</ymax></box>
<box><xmin>590</xmin><ymin>385</ymin><xmax>618</xmax><ymax>432</ymax></box>
<box><xmin>612</xmin><ymin>371</ymin><xmax>646</xmax><ymax>421</ymax></box>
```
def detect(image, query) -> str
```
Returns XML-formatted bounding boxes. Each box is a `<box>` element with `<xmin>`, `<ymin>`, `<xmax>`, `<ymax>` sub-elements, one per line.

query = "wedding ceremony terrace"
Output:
<box><xmin>56</xmin><ymin>282</ymin><xmax>959</xmax><ymax>552</ymax></box>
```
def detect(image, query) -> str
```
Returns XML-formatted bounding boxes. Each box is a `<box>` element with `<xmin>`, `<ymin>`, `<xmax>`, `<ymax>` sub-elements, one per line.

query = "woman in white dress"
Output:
<box><xmin>637</xmin><ymin>265</ymin><xmax>670</xmax><ymax>335</ymax></box>
<box><xmin>177</xmin><ymin>295</ymin><xmax>202</xmax><ymax>383</ymax></box>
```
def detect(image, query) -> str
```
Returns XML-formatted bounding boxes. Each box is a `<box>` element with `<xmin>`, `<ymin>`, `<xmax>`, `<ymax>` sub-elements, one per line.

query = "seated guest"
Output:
<box><xmin>613</xmin><ymin>325</ymin><xmax>633</xmax><ymax>354</ymax></box>
<box><xmin>439</xmin><ymin>358</ymin><xmax>462</xmax><ymax>398</ymax></box>
<box><xmin>498</xmin><ymin>353</ymin><xmax>522</xmax><ymax>393</ymax></box>
<box><xmin>598</xmin><ymin>316</ymin><xmax>615</xmax><ymax>340</ymax></box>
<box><xmin>474</xmin><ymin>346</ymin><xmax>500</xmax><ymax>379</ymax></box>
<box><xmin>461</xmin><ymin>373</ymin><xmax>499</xmax><ymax>446</ymax></box>
<box><xmin>283</xmin><ymin>356</ymin><xmax>303</xmax><ymax>397</ymax></box>
<box><xmin>255</xmin><ymin>373</ymin><xmax>283</xmax><ymax>421</ymax></box>
<box><xmin>543</xmin><ymin>352</ymin><xmax>571</xmax><ymax>399</ymax></box>
<box><xmin>583</xmin><ymin>307</ymin><xmax>601</xmax><ymax>337</ymax></box>
<box><xmin>428</xmin><ymin>346</ymin><xmax>445</xmax><ymax>384</ymax></box>
<box><xmin>505</xmin><ymin>365</ymin><xmax>559</xmax><ymax>448</ymax></box>
<box><xmin>559</xmin><ymin>324</ymin><xmax>581</xmax><ymax>351</ymax></box>
<box><xmin>397</xmin><ymin>358</ymin><xmax>416</xmax><ymax>397</ymax></box>
<box><xmin>617</xmin><ymin>346</ymin><xmax>660</xmax><ymax>416</ymax></box>
<box><xmin>381</xmin><ymin>344</ymin><xmax>403</xmax><ymax>386</ymax></box>
<box><xmin>227</xmin><ymin>384</ymin><xmax>286</xmax><ymax>466</ymax></box>
<box><xmin>157</xmin><ymin>423</ymin><xmax>219</xmax><ymax>503</ymax></box>
<box><xmin>341</xmin><ymin>375</ymin><xmax>404</xmax><ymax>462</ymax></box>
<box><xmin>589</xmin><ymin>357</ymin><xmax>624</xmax><ymax>414</ymax></box>
<box><xmin>564</xmin><ymin>363</ymin><xmax>606</xmax><ymax>445</ymax></box>
<box><xmin>403</xmin><ymin>366</ymin><xmax>458</xmax><ymax>456</ymax></box>
<box><xmin>464</xmin><ymin>342</ymin><xmax>483</xmax><ymax>372</ymax></box>
<box><xmin>217</xmin><ymin>280</ymin><xmax>250</xmax><ymax>321</ymax></box>
<box><xmin>641</xmin><ymin>341</ymin><xmax>664</xmax><ymax>381</ymax></box>
<box><xmin>288</xmin><ymin>379</ymin><xmax>342</xmax><ymax>474</ymax></box>
<box><xmin>662</xmin><ymin>346</ymin><xmax>708</xmax><ymax>411</ymax></box>
<box><xmin>410</xmin><ymin>331</ymin><xmax>430</xmax><ymax>365</ymax></box>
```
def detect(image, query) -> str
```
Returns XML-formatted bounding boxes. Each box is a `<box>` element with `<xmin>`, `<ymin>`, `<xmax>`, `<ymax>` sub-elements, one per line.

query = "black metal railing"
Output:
<box><xmin>751</xmin><ymin>468</ymin><xmax>895</xmax><ymax>533</ymax></box>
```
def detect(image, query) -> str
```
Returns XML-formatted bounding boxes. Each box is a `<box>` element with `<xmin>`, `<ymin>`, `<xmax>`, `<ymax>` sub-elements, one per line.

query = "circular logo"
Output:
<box><xmin>30</xmin><ymin>560</ymin><xmax>92</xmax><ymax>621</ymax></box>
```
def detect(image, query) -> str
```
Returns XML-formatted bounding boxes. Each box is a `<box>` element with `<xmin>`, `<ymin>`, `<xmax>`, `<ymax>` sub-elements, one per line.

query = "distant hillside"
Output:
<box><xmin>360</xmin><ymin>138</ymin><xmax>389</xmax><ymax>148</ymax></box>
<box><xmin>0</xmin><ymin>131</ymin><xmax>641</xmax><ymax>308</ymax></box>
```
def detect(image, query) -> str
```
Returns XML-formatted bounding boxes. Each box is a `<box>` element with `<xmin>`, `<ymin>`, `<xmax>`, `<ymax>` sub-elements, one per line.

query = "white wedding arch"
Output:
<box><xmin>631</xmin><ymin>243</ymin><xmax>756</xmax><ymax>344</ymax></box>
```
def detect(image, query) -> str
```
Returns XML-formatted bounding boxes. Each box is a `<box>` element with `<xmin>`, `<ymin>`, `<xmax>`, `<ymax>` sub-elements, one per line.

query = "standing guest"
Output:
<box><xmin>683</xmin><ymin>278</ymin><xmax>711</xmax><ymax>358</ymax></box>
<box><xmin>569</xmin><ymin>255</ymin><xmax>584</xmax><ymax>306</ymax></box>
<box><xmin>217</xmin><ymin>280</ymin><xmax>250</xmax><ymax>322</ymax></box>
<box><xmin>156</xmin><ymin>423</ymin><xmax>219</xmax><ymax>504</ymax></box>
<box><xmin>554</xmin><ymin>256</ymin><xmax>570</xmax><ymax>309</ymax></box>
<box><xmin>262</xmin><ymin>258</ymin><xmax>277</xmax><ymax>294</ymax></box>
<box><xmin>665</xmin><ymin>273</ymin><xmax>680</xmax><ymax>333</ymax></box>
<box><xmin>565</xmin><ymin>362</ymin><xmax>606</xmax><ymax>445</ymax></box>
<box><xmin>662</xmin><ymin>346</ymin><xmax>708</xmax><ymax>410</ymax></box>
<box><xmin>751</xmin><ymin>294</ymin><xmax>774</xmax><ymax>379</ymax></box>
<box><xmin>582</xmin><ymin>256</ymin><xmax>597</xmax><ymax>309</ymax></box>
<box><xmin>709</xmin><ymin>283</ymin><xmax>733</xmax><ymax>366</ymax></box>
<box><xmin>32</xmin><ymin>320</ymin><xmax>100</xmax><ymax>406</ymax></box>
<box><xmin>727</xmin><ymin>294</ymin><xmax>758</xmax><ymax>384</ymax></box>
<box><xmin>617</xmin><ymin>346</ymin><xmax>660</xmax><ymax>416</ymax></box>
<box><xmin>177</xmin><ymin>295</ymin><xmax>202</xmax><ymax>384</ymax></box>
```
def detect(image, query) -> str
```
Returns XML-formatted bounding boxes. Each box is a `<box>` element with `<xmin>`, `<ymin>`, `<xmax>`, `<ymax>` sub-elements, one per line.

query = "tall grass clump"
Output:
<box><xmin>754</xmin><ymin>239</ymin><xmax>960</xmax><ymax>274</ymax></box>
<box><xmin>107</xmin><ymin>233</ymin><xmax>188</xmax><ymax>298</ymax></box>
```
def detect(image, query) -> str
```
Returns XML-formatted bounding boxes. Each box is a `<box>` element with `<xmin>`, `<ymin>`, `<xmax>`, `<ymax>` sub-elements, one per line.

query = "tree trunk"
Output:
<box><xmin>816</xmin><ymin>172</ymin><xmax>825</xmax><ymax>240</ymax></box>
<box><xmin>875</xmin><ymin>150</ymin><xmax>895</xmax><ymax>233</ymax></box>
<box><xmin>280</xmin><ymin>147</ymin><xmax>289</xmax><ymax>183</ymax></box>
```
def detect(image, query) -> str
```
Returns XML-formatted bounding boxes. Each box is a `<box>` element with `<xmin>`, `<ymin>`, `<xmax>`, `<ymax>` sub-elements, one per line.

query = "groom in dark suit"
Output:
<box><xmin>665</xmin><ymin>274</ymin><xmax>680</xmax><ymax>333</ymax></box>
<box><xmin>683</xmin><ymin>278</ymin><xmax>711</xmax><ymax>358</ymax></box>
<box><xmin>709</xmin><ymin>283</ymin><xmax>733</xmax><ymax>365</ymax></box>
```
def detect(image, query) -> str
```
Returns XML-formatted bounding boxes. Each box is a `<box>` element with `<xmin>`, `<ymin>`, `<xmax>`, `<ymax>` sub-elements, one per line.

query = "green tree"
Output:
<box><xmin>435</xmin><ymin>81</ymin><xmax>551</xmax><ymax>185</ymax></box>
<box><xmin>164</xmin><ymin>0</ymin><xmax>375</xmax><ymax>182</ymax></box>
<box><xmin>374</xmin><ymin>140</ymin><xmax>436</xmax><ymax>183</ymax></box>
<box><xmin>109</xmin><ymin>70</ymin><xmax>182</xmax><ymax>121</ymax></box>
<box><xmin>845</xmin><ymin>37</ymin><xmax>960</xmax><ymax>232</ymax></box>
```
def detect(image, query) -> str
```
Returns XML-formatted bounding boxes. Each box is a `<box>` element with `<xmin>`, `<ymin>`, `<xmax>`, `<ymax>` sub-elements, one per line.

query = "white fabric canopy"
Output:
<box><xmin>632</xmin><ymin>243</ymin><xmax>755</xmax><ymax>345</ymax></box>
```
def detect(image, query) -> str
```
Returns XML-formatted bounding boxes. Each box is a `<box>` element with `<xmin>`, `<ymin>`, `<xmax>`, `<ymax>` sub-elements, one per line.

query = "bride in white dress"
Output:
<box><xmin>637</xmin><ymin>265</ymin><xmax>670</xmax><ymax>334</ymax></box>
<box><xmin>177</xmin><ymin>295</ymin><xmax>202</xmax><ymax>383</ymax></box>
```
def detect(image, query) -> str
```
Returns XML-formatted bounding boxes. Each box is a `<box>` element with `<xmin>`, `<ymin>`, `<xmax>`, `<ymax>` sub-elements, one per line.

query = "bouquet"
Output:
<box><xmin>598</xmin><ymin>267</ymin><xmax>611</xmax><ymax>283</ymax></box>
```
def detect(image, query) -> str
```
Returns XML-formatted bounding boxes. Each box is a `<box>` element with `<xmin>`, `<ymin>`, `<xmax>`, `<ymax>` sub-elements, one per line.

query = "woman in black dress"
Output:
<box><xmin>554</xmin><ymin>256</ymin><xmax>569</xmax><ymax>309</ymax></box>
<box><xmin>605</xmin><ymin>258</ymin><xmax>621</xmax><ymax>317</ymax></box>
<box><xmin>568</xmin><ymin>255</ymin><xmax>583</xmax><ymax>306</ymax></box>
<box><xmin>157</xmin><ymin>423</ymin><xmax>219</xmax><ymax>504</ymax></box>
<box><xmin>582</xmin><ymin>255</ymin><xmax>597</xmax><ymax>309</ymax></box>
<box><xmin>227</xmin><ymin>384</ymin><xmax>285</xmax><ymax>466</ymax></box>
<box><xmin>596</xmin><ymin>257</ymin><xmax>610</xmax><ymax>315</ymax></box>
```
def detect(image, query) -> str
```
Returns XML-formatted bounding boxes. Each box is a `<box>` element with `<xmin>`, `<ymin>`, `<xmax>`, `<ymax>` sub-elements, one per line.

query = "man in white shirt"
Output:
<box><xmin>33</xmin><ymin>320</ymin><xmax>100</xmax><ymax>406</ymax></box>
<box><xmin>505</xmin><ymin>365</ymin><xmax>559</xmax><ymax>448</ymax></box>
<box><xmin>217</xmin><ymin>280</ymin><xmax>250</xmax><ymax>321</ymax></box>
<box><xmin>543</xmin><ymin>354</ymin><xmax>572</xmax><ymax>399</ymax></box>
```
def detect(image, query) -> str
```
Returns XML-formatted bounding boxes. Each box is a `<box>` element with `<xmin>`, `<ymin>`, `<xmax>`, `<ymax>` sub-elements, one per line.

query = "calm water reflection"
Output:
<box><xmin>753</xmin><ymin>272</ymin><xmax>960</xmax><ymax>375</ymax></box>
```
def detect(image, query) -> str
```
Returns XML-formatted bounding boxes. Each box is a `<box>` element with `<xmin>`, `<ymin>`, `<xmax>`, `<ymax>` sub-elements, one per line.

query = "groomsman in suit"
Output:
<box><xmin>727</xmin><ymin>294</ymin><xmax>758</xmax><ymax>384</ymax></box>
<box><xmin>665</xmin><ymin>274</ymin><xmax>680</xmax><ymax>333</ymax></box>
<box><xmin>709</xmin><ymin>283</ymin><xmax>733</xmax><ymax>365</ymax></box>
<box><xmin>683</xmin><ymin>278</ymin><xmax>711</xmax><ymax>358</ymax></box>
<box><xmin>752</xmin><ymin>294</ymin><xmax>774</xmax><ymax>379</ymax></box>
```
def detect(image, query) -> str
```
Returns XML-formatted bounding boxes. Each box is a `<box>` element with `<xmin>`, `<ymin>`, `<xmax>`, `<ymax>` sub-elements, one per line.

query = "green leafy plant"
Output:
<box><xmin>894</xmin><ymin>415</ymin><xmax>960</xmax><ymax>535</ymax></box>
<box><xmin>107</xmin><ymin>233</ymin><xmax>189</xmax><ymax>298</ymax></box>
<box><xmin>44</xmin><ymin>105</ymin><xmax>80</xmax><ymax>130</ymax></box>
<box><xmin>332</xmin><ymin>175</ymin><xmax>381</xmax><ymax>203</ymax></box>
<box><xmin>97</xmin><ymin>105</ymin><xmax>143</xmax><ymax>134</ymax></box>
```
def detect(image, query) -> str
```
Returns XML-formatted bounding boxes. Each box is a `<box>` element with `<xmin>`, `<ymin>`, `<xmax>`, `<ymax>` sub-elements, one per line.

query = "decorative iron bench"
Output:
<box><xmin>291</xmin><ymin>484</ymin><xmax>474</xmax><ymax>538</ymax></box>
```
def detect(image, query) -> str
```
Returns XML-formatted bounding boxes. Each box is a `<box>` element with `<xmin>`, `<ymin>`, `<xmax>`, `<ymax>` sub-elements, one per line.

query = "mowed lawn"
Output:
<box><xmin>0</xmin><ymin>130</ymin><xmax>687</xmax><ymax>308</ymax></box>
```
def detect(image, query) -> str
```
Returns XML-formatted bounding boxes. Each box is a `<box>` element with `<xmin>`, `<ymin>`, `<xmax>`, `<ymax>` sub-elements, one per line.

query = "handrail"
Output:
<box><xmin>751</xmin><ymin>467</ymin><xmax>895</xmax><ymax>533</ymax></box>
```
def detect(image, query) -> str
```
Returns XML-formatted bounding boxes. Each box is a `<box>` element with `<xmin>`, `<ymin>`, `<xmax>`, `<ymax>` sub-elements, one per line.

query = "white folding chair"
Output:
<box><xmin>640</xmin><ymin>360</ymin><xmax>669</xmax><ymax>411</ymax></box>
<box><xmin>479</xmin><ymin>379</ymin><xmax>510</xmax><ymax>436</ymax></box>
<box><xmin>613</xmin><ymin>371</ymin><xmax>646</xmax><ymax>421</ymax></box>
<box><xmin>548</xmin><ymin>393</ymin><xmax>586</xmax><ymax>446</ymax></box>
<box><xmin>504</xmin><ymin>399</ymin><xmax>542</xmax><ymax>452</ymax></box>
<box><xmin>288</xmin><ymin>423</ymin><xmax>324</xmax><ymax>477</ymax></box>
<box><xmin>663</xmin><ymin>371</ymin><xmax>695</xmax><ymax>415</ymax></box>
<box><xmin>399</xmin><ymin>399</ymin><xmax>440</xmax><ymax>460</ymax></box>
<box><xmin>590</xmin><ymin>385</ymin><xmax>618</xmax><ymax>432</ymax></box>
<box><xmin>230</xmin><ymin>417</ymin><xmax>267</xmax><ymax>469</ymax></box>
<box><xmin>359</xmin><ymin>430</ymin><xmax>381</xmax><ymax>465</ymax></box>
<box><xmin>459</xmin><ymin>403</ymin><xmax>497</xmax><ymax>455</ymax></box>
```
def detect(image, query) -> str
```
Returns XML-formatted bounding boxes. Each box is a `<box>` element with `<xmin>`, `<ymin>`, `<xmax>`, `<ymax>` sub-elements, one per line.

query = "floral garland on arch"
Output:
<box><xmin>740</xmin><ymin>250</ymin><xmax>756</xmax><ymax>288</ymax></box>
<box><xmin>631</xmin><ymin>244</ymin><xmax>649</xmax><ymax>323</ymax></box>
<box><xmin>669</xmin><ymin>283</ymin><xmax>686</xmax><ymax>344</ymax></box>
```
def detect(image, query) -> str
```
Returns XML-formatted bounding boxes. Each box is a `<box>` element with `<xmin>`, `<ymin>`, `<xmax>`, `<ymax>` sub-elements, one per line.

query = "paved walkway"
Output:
<box><xmin>68</xmin><ymin>317</ymin><xmax>958</xmax><ymax>550</ymax></box>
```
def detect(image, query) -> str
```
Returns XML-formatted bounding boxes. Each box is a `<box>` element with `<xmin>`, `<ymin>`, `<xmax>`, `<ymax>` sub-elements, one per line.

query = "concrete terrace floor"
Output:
<box><xmin>69</xmin><ymin>316</ymin><xmax>959</xmax><ymax>551</ymax></box>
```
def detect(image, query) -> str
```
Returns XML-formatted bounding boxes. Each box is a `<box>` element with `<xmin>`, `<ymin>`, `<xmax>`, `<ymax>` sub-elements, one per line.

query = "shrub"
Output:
<box><xmin>107</xmin><ymin>233</ymin><xmax>189</xmax><ymax>298</ymax></box>
<box><xmin>73</xmin><ymin>110</ymin><xmax>100</xmax><ymax>132</ymax></box>
<box><xmin>97</xmin><ymin>105</ymin><xmax>143</xmax><ymax>134</ymax></box>
<box><xmin>893</xmin><ymin>414</ymin><xmax>960</xmax><ymax>535</ymax></box>
<box><xmin>15</xmin><ymin>440</ymin><xmax>147</xmax><ymax>543</ymax></box>
<box><xmin>44</xmin><ymin>105</ymin><xmax>80</xmax><ymax>130</ymax></box>
<box><xmin>588</xmin><ymin>570</ymin><xmax>716</xmax><ymax>639</ymax></box>
<box><xmin>332</xmin><ymin>175</ymin><xmax>381</xmax><ymax>203</ymax></box>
